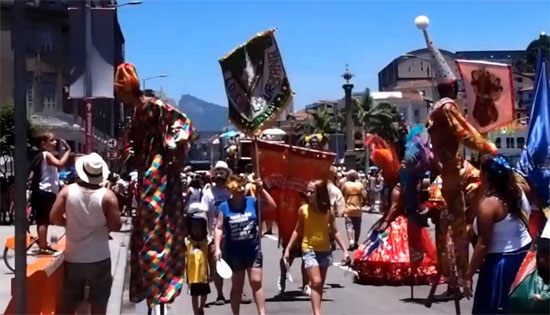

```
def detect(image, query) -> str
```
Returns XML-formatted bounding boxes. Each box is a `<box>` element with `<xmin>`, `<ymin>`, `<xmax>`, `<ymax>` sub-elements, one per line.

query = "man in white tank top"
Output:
<box><xmin>50</xmin><ymin>153</ymin><xmax>121</xmax><ymax>315</ymax></box>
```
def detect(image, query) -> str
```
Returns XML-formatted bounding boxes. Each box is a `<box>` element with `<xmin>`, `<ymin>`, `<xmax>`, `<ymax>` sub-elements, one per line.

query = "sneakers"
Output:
<box><xmin>214</xmin><ymin>296</ymin><xmax>225</xmax><ymax>305</ymax></box>
<box><xmin>302</xmin><ymin>285</ymin><xmax>312</xmax><ymax>297</ymax></box>
<box><xmin>277</xmin><ymin>275</ymin><xmax>286</xmax><ymax>294</ymax></box>
<box><xmin>241</xmin><ymin>293</ymin><xmax>252</xmax><ymax>304</ymax></box>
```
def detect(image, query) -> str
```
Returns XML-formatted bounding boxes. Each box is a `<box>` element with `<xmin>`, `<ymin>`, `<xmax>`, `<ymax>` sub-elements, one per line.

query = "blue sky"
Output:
<box><xmin>118</xmin><ymin>0</ymin><xmax>550</xmax><ymax>109</ymax></box>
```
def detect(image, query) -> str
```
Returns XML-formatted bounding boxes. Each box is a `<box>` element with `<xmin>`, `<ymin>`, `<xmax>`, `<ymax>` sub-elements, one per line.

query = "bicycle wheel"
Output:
<box><xmin>3</xmin><ymin>247</ymin><xmax>15</xmax><ymax>273</ymax></box>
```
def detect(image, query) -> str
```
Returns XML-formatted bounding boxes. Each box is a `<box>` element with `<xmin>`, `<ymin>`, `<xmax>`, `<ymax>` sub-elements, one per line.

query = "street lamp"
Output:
<box><xmin>109</xmin><ymin>1</ymin><xmax>143</xmax><ymax>7</ymax></box>
<box><xmin>142</xmin><ymin>74</ymin><xmax>168</xmax><ymax>90</ymax></box>
<box><xmin>342</xmin><ymin>64</ymin><xmax>356</xmax><ymax>169</ymax></box>
<box><xmin>401</xmin><ymin>54</ymin><xmax>437</xmax><ymax>101</ymax></box>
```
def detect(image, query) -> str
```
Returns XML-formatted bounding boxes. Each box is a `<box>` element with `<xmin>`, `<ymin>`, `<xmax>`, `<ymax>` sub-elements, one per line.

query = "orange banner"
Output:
<box><xmin>254</xmin><ymin>140</ymin><xmax>336</xmax><ymax>247</ymax></box>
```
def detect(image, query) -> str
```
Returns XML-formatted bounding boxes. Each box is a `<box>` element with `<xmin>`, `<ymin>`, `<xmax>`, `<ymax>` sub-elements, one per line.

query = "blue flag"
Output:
<box><xmin>516</xmin><ymin>51</ymin><xmax>550</xmax><ymax>208</ymax></box>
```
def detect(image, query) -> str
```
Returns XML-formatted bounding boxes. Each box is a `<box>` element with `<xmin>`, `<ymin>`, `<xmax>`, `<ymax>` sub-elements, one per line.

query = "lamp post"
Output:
<box><xmin>108</xmin><ymin>1</ymin><xmax>143</xmax><ymax>8</ymax></box>
<box><xmin>342</xmin><ymin>65</ymin><xmax>356</xmax><ymax>170</ymax></box>
<box><xmin>142</xmin><ymin>74</ymin><xmax>168</xmax><ymax>90</ymax></box>
<box><xmin>402</xmin><ymin>54</ymin><xmax>437</xmax><ymax>103</ymax></box>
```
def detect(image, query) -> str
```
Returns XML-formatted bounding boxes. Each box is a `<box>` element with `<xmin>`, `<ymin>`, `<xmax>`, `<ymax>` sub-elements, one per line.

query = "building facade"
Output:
<box><xmin>0</xmin><ymin>0</ymin><xmax>125</xmax><ymax>154</ymax></box>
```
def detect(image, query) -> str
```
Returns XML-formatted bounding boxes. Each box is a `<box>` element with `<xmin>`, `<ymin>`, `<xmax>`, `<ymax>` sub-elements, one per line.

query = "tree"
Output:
<box><xmin>354</xmin><ymin>88</ymin><xmax>401</xmax><ymax>144</ymax></box>
<box><xmin>515</xmin><ymin>34</ymin><xmax>550</xmax><ymax>73</ymax></box>
<box><xmin>310</xmin><ymin>109</ymin><xmax>335</xmax><ymax>135</ymax></box>
<box><xmin>0</xmin><ymin>104</ymin><xmax>39</xmax><ymax>176</ymax></box>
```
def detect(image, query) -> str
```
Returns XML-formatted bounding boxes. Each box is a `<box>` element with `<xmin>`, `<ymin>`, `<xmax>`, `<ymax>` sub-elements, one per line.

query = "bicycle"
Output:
<box><xmin>3</xmin><ymin>233</ymin><xmax>39</xmax><ymax>273</ymax></box>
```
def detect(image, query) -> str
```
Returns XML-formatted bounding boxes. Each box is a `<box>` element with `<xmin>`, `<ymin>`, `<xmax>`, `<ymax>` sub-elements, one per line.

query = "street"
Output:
<box><xmin>122</xmin><ymin>212</ymin><xmax>474</xmax><ymax>314</ymax></box>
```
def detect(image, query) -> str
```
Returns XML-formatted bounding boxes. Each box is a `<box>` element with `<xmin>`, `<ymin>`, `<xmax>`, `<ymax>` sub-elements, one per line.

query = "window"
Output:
<box><xmin>25</xmin><ymin>27</ymin><xmax>35</xmax><ymax>53</ymax></box>
<box><xmin>506</xmin><ymin>137</ymin><xmax>515</xmax><ymax>148</ymax></box>
<box><xmin>39</xmin><ymin>26</ymin><xmax>55</xmax><ymax>53</ymax></box>
<box><xmin>517</xmin><ymin>137</ymin><xmax>525</xmax><ymax>149</ymax></box>
<box><xmin>26</xmin><ymin>72</ymin><xmax>34</xmax><ymax>110</ymax></box>
<box><xmin>41</xmin><ymin>73</ymin><xmax>57</xmax><ymax>111</ymax></box>
<box><xmin>495</xmin><ymin>137</ymin><xmax>501</xmax><ymax>149</ymax></box>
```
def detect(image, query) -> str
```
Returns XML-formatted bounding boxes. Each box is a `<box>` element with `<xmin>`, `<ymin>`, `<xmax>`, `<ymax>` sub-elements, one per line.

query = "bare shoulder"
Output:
<box><xmin>103</xmin><ymin>188</ymin><xmax>118</xmax><ymax>203</ymax></box>
<box><xmin>478</xmin><ymin>196</ymin><xmax>503</xmax><ymax>219</ymax></box>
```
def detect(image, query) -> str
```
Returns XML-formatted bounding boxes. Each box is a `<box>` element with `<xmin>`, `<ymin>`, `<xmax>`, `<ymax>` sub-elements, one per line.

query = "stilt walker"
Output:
<box><xmin>414</xmin><ymin>16</ymin><xmax>498</xmax><ymax>296</ymax></box>
<box><xmin>114</xmin><ymin>63</ymin><xmax>198</xmax><ymax>310</ymax></box>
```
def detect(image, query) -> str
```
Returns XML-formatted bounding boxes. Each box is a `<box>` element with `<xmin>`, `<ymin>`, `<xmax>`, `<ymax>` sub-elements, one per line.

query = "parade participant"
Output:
<box><xmin>185</xmin><ymin>203</ymin><xmax>211</xmax><ymax>315</ymax></box>
<box><xmin>415</xmin><ymin>16</ymin><xmax>498</xmax><ymax>290</ymax></box>
<box><xmin>342</xmin><ymin>170</ymin><xmax>366</xmax><ymax>250</ymax></box>
<box><xmin>201</xmin><ymin>160</ymin><xmax>232</xmax><ymax>305</ymax></box>
<box><xmin>29</xmin><ymin>131</ymin><xmax>71</xmax><ymax>254</ymax></box>
<box><xmin>214</xmin><ymin>175</ymin><xmax>276</xmax><ymax>315</ymax></box>
<box><xmin>50</xmin><ymin>153</ymin><xmax>121</xmax><ymax>315</ymax></box>
<box><xmin>464</xmin><ymin>155</ymin><xmax>532</xmax><ymax>314</ymax></box>
<box><xmin>284</xmin><ymin>180</ymin><xmax>349</xmax><ymax>315</ymax></box>
<box><xmin>184</xmin><ymin>174</ymin><xmax>203</xmax><ymax>213</ymax></box>
<box><xmin>114</xmin><ymin>63</ymin><xmax>198</xmax><ymax>307</ymax></box>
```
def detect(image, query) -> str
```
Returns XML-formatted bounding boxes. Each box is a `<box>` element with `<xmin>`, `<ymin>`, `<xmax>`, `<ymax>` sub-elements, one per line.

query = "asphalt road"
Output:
<box><xmin>122</xmin><ymin>212</ymin><xmax>474</xmax><ymax>315</ymax></box>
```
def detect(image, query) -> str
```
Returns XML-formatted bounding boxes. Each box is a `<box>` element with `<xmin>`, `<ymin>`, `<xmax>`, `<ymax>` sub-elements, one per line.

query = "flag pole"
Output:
<box><xmin>254</xmin><ymin>137</ymin><xmax>262</xmax><ymax>244</ymax></box>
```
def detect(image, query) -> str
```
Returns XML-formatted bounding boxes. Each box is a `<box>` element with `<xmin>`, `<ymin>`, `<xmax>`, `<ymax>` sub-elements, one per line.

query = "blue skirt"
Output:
<box><xmin>472</xmin><ymin>245</ymin><xmax>529</xmax><ymax>314</ymax></box>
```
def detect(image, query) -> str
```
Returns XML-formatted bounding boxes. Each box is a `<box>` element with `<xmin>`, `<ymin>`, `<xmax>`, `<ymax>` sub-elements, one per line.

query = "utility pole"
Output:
<box><xmin>84</xmin><ymin>0</ymin><xmax>93</xmax><ymax>153</ymax></box>
<box><xmin>13</xmin><ymin>1</ymin><xmax>27</xmax><ymax>313</ymax></box>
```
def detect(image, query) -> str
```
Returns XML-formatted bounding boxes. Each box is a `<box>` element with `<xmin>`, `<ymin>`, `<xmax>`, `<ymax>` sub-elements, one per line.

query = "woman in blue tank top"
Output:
<box><xmin>214</xmin><ymin>174</ymin><xmax>276</xmax><ymax>315</ymax></box>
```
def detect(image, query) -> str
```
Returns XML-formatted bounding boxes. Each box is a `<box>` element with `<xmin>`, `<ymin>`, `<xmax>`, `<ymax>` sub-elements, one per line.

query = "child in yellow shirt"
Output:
<box><xmin>186</xmin><ymin>204</ymin><xmax>210</xmax><ymax>315</ymax></box>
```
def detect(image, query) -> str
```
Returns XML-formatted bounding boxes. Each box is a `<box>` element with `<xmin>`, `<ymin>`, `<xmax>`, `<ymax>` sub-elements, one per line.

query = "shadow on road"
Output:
<box><xmin>266</xmin><ymin>291</ymin><xmax>333</xmax><ymax>303</ymax></box>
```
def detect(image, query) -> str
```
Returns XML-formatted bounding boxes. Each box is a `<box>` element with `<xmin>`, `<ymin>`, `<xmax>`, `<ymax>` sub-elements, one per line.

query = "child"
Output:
<box><xmin>185</xmin><ymin>203</ymin><xmax>211</xmax><ymax>315</ymax></box>
<box><xmin>284</xmin><ymin>180</ymin><xmax>349</xmax><ymax>315</ymax></box>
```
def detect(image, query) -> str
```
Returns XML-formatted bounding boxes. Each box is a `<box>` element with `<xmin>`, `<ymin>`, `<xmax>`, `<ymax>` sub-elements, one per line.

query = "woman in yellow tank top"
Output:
<box><xmin>284</xmin><ymin>181</ymin><xmax>349</xmax><ymax>315</ymax></box>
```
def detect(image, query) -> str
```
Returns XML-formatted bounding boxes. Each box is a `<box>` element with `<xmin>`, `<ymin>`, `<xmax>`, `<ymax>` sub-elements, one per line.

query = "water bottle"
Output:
<box><xmin>50</xmin><ymin>231</ymin><xmax>58</xmax><ymax>248</ymax></box>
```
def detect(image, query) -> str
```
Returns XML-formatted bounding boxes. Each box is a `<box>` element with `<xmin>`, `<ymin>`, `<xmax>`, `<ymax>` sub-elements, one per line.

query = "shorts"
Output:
<box><xmin>345</xmin><ymin>216</ymin><xmax>362</xmax><ymax>232</ymax></box>
<box><xmin>224</xmin><ymin>246</ymin><xmax>263</xmax><ymax>271</ymax></box>
<box><xmin>189</xmin><ymin>283</ymin><xmax>211</xmax><ymax>296</ymax></box>
<box><xmin>302</xmin><ymin>250</ymin><xmax>333</xmax><ymax>269</ymax></box>
<box><xmin>62</xmin><ymin>258</ymin><xmax>112</xmax><ymax>313</ymax></box>
<box><xmin>31</xmin><ymin>190</ymin><xmax>56</xmax><ymax>226</ymax></box>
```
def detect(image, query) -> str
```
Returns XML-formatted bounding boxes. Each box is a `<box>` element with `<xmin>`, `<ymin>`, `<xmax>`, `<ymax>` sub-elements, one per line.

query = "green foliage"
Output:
<box><xmin>353</xmin><ymin>88</ymin><xmax>401</xmax><ymax>144</ymax></box>
<box><xmin>310</xmin><ymin>109</ymin><xmax>335</xmax><ymax>135</ymax></box>
<box><xmin>515</xmin><ymin>34</ymin><xmax>550</xmax><ymax>73</ymax></box>
<box><xmin>0</xmin><ymin>104</ymin><xmax>39</xmax><ymax>163</ymax></box>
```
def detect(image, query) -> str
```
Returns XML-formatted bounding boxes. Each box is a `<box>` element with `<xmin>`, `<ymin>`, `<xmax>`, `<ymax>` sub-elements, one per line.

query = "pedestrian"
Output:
<box><xmin>185</xmin><ymin>203</ymin><xmax>211</xmax><ymax>315</ymax></box>
<box><xmin>50</xmin><ymin>152</ymin><xmax>121</xmax><ymax>315</ymax></box>
<box><xmin>29</xmin><ymin>131</ymin><xmax>71</xmax><ymax>254</ymax></box>
<box><xmin>184</xmin><ymin>174</ymin><xmax>203</xmax><ymax>213</ymax></box>
<box><xmin>284</xmin><ymin>180</ymin><xmax>349</xmax><ymax>315</ymax></box>
<box><xmin>464</xmin><ymin>155</ymin><xmax>532</xmax><ymax>314</ymax></box>
<box><xmin>214</xmin><ymin>174</ymin><xmax>276</xmax><ymax>315</ymax></box>
<box><xmin>342</xmin><ymin>170</ymin><xmax>366</xmax><ymax>250</ymax></box>
<box><xmin>201</xmin><ymin>160</ymin><xmax>232</xmax><ymax>305</ymax></box>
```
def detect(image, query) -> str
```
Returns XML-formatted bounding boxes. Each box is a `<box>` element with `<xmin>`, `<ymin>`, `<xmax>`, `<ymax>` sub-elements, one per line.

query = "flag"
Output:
<box><xmin>255</xmin><ymin>140</ymin><xmax>335</xmax><ymax>247</ymax></box>
<box><xmin>516</xmin><ymin>51</ymin><xmax>550</xmax><ymax>208</ymax></box>
<box><xmin>219</xmin><ymin>30</ymin><xmax>293</xmax><ymax>135</ymax></box>
<box><xmin>456</xmin><ymin>60</ymin><xmax>515</xmax><ymax>133</ymax></box>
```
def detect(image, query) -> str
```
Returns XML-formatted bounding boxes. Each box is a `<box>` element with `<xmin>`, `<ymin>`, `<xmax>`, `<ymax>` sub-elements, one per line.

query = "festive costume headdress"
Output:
<box><xmin>415</xmin><ymin>15</ymin><xmax>457</xmax><ymax>97</ymax></box>
<box><xmin>114</xmin><ymin>62</ymin><xmax>141</xmax><ymax>95</ymax></box>
<box><xmin>364</xmin><ymin>134</ymin><xmax>400</xmax><ymax>185</ymax></box>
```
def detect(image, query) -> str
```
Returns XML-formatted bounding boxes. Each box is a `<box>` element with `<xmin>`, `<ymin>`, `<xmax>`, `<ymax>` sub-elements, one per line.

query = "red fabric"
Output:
<box><xmin>365</xmin><ymin>135</ymin><xmax>400</xmax><ymax>185</ymax></box>
<box><xmin>353</xmin><ymin>216</ymin><xmax>441</xmax><ymax>286</ymax></box>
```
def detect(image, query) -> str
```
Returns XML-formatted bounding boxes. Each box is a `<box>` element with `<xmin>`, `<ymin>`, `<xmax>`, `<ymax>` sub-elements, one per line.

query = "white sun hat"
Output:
<box><xmin>75</xmin><ymin>152</ymin><xmax>110</xmax><ymax>185</ymax></box>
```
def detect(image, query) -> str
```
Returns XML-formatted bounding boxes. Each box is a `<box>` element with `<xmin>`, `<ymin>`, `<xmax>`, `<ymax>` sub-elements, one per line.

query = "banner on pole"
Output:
<box><xmin>255</xmin><ymin>140</ymin><xmax>335</xmax><ymax>246</ymax></box>
<box><xmin>456</xmin><ymin>60</ymin><xmax>515</xmax><ymax>133</ymax></box>
<box><xmin>219</xmin><ymin>29</ymin><xmax>293</xmax><ymax>136</ymax></box>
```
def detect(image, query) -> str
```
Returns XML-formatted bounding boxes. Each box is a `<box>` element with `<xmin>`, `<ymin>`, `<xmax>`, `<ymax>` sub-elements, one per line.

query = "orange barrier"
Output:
<box><xmin>4</xmin><ymin>237</ymin><xmax>66</xmax><ymax>315</ymax></box>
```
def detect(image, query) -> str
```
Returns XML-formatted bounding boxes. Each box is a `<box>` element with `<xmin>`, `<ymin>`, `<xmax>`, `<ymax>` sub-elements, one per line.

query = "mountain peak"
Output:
<box><xmin>178</xmin><ymin>94</ymin><xmax>230</xmax><ymax>132</ymax></box>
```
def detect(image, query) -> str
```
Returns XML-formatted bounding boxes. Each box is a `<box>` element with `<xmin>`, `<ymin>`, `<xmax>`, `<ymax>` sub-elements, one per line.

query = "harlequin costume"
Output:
<box><xmin>416</xmin><ymin>16</ymin><xmax>498</xmax><ymax>288</ymax></box>
<box><xmin>353</xmin><ymin>129</ymin><xmax>439</xmax><ymax>285</ymax></box>
<box><xmin>114</xmin><ymin>63</ymin><xmax>198</xmax><ymax>307</ymax></box>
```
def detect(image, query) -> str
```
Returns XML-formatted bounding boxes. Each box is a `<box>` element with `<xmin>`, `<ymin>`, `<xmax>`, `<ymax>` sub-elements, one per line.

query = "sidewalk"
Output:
<box><xmin>0</xmin><ymin>217</ymin><xmax>131</xmax><ymax>313</ymax></box>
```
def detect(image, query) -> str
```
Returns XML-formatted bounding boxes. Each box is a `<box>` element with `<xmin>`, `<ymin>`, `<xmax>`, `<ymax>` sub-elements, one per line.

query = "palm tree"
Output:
<box><xmin>354</xmin><ymin>88</ymin><xmax>401</xmax><ymax>144</ymax></box>
<box><xmin>310</xmin><ymin>109</ymin><xmax>334</xmax><ymax>135</ymax></box>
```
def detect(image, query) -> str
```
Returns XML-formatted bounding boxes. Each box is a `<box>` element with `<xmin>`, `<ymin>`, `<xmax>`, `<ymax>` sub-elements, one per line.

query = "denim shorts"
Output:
<box><xmin>302</xmin><ymin>250</ymin><xmax>333</xmax><ymax>269</ymax></box>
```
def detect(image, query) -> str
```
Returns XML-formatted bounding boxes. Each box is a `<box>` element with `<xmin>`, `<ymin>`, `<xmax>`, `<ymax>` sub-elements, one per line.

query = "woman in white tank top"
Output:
<box><xmin>465</xmin><ymin>155</ymin><xmax>532</xmax><ymax>314</ymax></box>
<box><xmin>31</xmin><ymin>131</ymin><xmax>71</xmax><ymax>254</ymax></box>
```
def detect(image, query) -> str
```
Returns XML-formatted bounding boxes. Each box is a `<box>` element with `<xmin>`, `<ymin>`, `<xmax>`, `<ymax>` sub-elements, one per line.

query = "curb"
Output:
<box><xmin>107</xmin><ymin>219</ymin><xmax>131</xmax><ymax>315</ymax></box>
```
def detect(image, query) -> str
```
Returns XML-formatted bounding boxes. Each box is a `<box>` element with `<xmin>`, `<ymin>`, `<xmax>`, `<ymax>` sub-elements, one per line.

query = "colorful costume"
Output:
<box><xmin>416</xmin><ymin>17</ymin><xmax>498</xmax><ymax>287</ymax></box>
<box><xmin>115</xmin><ymin>63</ymin><xmax>198</xmax><ymax>306</ymax></box>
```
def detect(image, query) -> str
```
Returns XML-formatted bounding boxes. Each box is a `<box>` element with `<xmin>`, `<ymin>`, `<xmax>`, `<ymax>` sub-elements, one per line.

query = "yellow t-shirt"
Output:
<box><xmin>343</xmin><ymin>181</ymin><xmax>364</xmax><ymax>217</ymax></box>
<box><xmin>301</xmin><ymin>204</ymin><xmax>331</xmax><ymax>252</ymax></box>
<box><xmin>185</xmin><ymin>238</ymin><xmax>209</xmax><ymax>284</ymax></box>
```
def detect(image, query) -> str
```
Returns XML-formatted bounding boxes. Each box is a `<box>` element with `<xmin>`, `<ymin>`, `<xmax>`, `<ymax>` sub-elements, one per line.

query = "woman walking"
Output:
<box><xmin>464</xmin><ymin>155</ymin><xmax>532</xmax><ymax>314</ymax></box>
<box><xmin>214</xmin><ymin>175</ymin><xmax>276</xmax><ymax>315</ymax></box>
<box><xmin>284</xmin><ymin>180</ymin><xmax>350</xmax><ymax>315</ymax></box>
